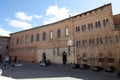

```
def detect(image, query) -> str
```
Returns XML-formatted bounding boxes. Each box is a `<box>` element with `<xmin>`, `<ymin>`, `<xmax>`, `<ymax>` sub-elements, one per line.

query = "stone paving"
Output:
<box><xmin>0</xmin><ymin>62</ymin><xmax>120</xmax><ymax>80</ymax></box>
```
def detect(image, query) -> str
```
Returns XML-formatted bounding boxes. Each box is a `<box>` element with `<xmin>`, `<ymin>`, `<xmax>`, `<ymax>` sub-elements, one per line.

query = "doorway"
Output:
<box><xmin>0</xmin><ymin>55</ymin><xmax>2</xmax><ymax>62</ymax></box>
<box><xmin>42</xmin><ymin>53</ymin><xmax>46</xmax><ymax>61</ymax></box>
<box><xmin>63</xmin><ymin>51</ymin><xmax>67</xmax><ymax>65</ymax></box>
<box><xmin>14</xmin><ymin>56</ymin><xmax>17</xmax><ymax>63</ymax></box>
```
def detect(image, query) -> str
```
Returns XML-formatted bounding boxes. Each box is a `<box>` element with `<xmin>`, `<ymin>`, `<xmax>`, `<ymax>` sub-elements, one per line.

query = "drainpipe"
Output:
<box><xmin>71</xmin><ymin>17</ymin><xmax>76</xmax><ymax>64</ymax></box>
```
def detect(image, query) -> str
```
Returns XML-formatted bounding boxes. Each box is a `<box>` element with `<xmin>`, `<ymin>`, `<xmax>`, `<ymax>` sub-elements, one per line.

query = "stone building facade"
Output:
<box><xmin>0</xmin><ymin>36</ymin><xmax>10</xmax><ymax>62</ymax></box>
<box><xmin>9</xmin><ymin>3</ymin><xmax>120</xmax><ymax>69</ymax></box>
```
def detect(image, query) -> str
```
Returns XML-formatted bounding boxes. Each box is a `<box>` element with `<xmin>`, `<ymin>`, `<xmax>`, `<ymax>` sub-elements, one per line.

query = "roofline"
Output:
<box><xmin>113</xmin><ymin>13</ymin><xmax>120</xmax><ymax>16</ymax></box>
<box><xmin>10</xmin><ymin>3</ymin><xmax>112</xmax><ymax>35</ymax></box>
<box><xmin>0</xmin><ymin>36</ymin><xmax>10</xmax><ymax>38</ymax></box>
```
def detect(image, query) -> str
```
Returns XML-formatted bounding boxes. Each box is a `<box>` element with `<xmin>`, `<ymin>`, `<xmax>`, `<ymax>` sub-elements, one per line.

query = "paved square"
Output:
<box><xmin>0</xmin><ymin>63</ymin><xmax>119</xmax><ymax>80</ymax></box>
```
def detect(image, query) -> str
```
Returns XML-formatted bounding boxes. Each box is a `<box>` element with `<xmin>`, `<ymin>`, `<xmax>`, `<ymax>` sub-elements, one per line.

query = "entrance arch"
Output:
<box><xmin>63</xmin><ymin>51</ymin><xmax>67</xmax><ymax>65</ymax></box>
<box><xmin>42</xmin><ymin>53</ymin><xmax>46</xmax><ymax>61</ymax></box>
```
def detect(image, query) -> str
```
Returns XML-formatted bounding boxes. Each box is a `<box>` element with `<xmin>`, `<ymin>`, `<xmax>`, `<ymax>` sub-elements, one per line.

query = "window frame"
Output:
<box><xmin>57</xmin><ymin>29</ymin><xmax>61</xmax><ymax>38</ymax></box>
<box><xmin>36</xmin><ymin>33</ymin><xmax>40</xmax><ymax>42</ymax></box>
<box><xmin>43</xmin><ymin>32</ymin><xmax>46</xmax><ymax>41</ymax></box>
<box><xmin>50</xmin><ymin>30</ymin><xmax>53</xmax><ymax>40</ymax></box>
<box><xmin>65</xmin><ymin>27</ymin><xmax>69</xmax><ymax>36</ymax></box>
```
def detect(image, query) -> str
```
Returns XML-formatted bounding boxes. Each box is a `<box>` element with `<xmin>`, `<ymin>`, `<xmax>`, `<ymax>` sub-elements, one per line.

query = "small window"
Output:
<box><xmin>82</xmin><ymin>25</ymin><xmax>86</xmax><ymax>32</ymax></box>
<box><xmin>36</xmin><ymin>33</ymin><xmax>40</xmax><ymax>41</ymax></box>
<box><xmin>89</xmin><ymin>39</ymin><xmax>92</xmax><ymax>45</ymax></box>
<box><xmin>76</xmin><ymin>26</ymin><xmax>80</xmax><ymax>32</ymax></box>
<box><xmin>82</xmin><ymin>53</ymin><xmax>88</xmax><ymax>61</ymax></box>
<box><xmin>116</xmin><ymin>35</ymin><xmax>120</xmax><ymax>43</ymax></box>
<box><xmin>20</xmin><ymin>37</ymin><xmax>24</xmax><ymax>44</ymax></box>
<box><xmin>16</xmin><ymin>38</ymin><xmax>19</xmax><ymax>44</ymax></box>
<box><xmin>97</xmin><ymin>38</ymin><xmax>103</xmax><ymax>45</ymax></box>
<box><xmin>76</xmin><ymin>27</ymin><xmax>78</xmax><ymax>32</ymax></box>
<box><xmin>65</xmin><ymin>27</ymin><xmax>69</xmax><ymax>36</ymax></box>
<box><xmin>107</xmin><ymin>58</ymin><xmax>114</xmax><ymax>63</ymax></box>
<box><xmin>82</xmin><ymin>40</ymin><xmax>87</xmax><ymax>46</ymax></box>
<box><xmin>50</xmin><ymin>31</ymin><xmax>53</xmax><ymax>40</ymax></box>
<box><xmin>25</xmin><ymin>35</ymin><xmax>29</xmax><ymax>43</ymax></box>
<box><xmin>78</xmin><ymin>40</ymin><xmax>81</xmax><ymax>47</ymax></box>
<box><xmin>105</xmin><ymin>36</ymin><xmax>112</xmax><ymax>44</ymax></box>
<box><xmin>88</xmin><ymin>23</ymin><xmax>93</xmax><ymax>31</ymax></box>
<box><xmin>76</xmin><ymin>41</ymin><xmax>79</xmax><ymax>48</ymax></box>
<box><xmin>103</xmin><ymin>18</ymin><xmax>109</xmax><ymax>26</ymax></box>
<box><xmin>31</xmin><ymin>35</ymin><xmax>34</xmax><ymax>42</ymax></box>
<box><xmin>57</xmin><ymin>29</ymin><xmax>61</xmax><ymax>38</ymax></box>
<box><xmin>98</xmin><ymin>58</ymin><xmax>104</xmax><ymax>62</ymax></box>
<box><xmin>78</xmin><ymin>26</ymin><xmax>80</xmax><ymax>32</ymax></box>
<box><xmin>43</xmin><ymin>32</ymin><xmax>46</xmax><ymax>41</ymax></box>
<box><xmin>82</xmin><ymin>40</ymin><xmax>85</xmax><ymax>46</ymax></box>
<box><xmin>95</xmin><ymin>21</ymin><xmax>101</xmax><ymax>28</ymax></box>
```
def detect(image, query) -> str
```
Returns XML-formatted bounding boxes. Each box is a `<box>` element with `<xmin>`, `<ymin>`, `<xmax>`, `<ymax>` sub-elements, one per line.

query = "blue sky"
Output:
<box><xmin>0</xmin><ymin>0</ymin><xmax>120</xmax><ymax>36</ymax></box>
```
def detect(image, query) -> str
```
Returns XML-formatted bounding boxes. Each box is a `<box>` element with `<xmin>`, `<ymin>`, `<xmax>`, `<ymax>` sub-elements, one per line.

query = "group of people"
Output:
<box><xmin>2</xmin><ymin>56</ymin><xmax>16</xmax><ymax>70</ymax></box>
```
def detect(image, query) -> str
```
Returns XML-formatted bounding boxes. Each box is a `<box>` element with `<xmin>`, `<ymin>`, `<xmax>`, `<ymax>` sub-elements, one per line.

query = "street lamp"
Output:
<box><xmin>68</xmin><ymin>40</ymin><xmax>75</xmax><ymax>64</ymax></box>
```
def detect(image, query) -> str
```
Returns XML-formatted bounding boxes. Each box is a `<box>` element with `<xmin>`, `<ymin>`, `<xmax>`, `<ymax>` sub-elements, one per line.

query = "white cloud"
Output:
<box><xmin>15</xmin><ymin>12</ymin><xmax>42</xmax><ymax>21</ymax></box>
<box><xmin>44</xmin><ymin>5</ymin><xmax>71</xmax><ymax>24</ymax></box>
<box><xmin>5</xmin><ymin>12</ymin><xmax>43</xmax><ymax>30</ymax></box>
<box><xmin>16</xmin><ymin>12</ymin><xmax>32</xmax><ymax>21</ymax></box>
<box><xmin>0</xmin><ymin>26</ymin><xmax>11</xmax><ymax>36</ymax></box>
<box><xmin>8</xmin><ymin>20</ymin><xmax>32</xmax><ymax>29</ymax></box>
<box><xmin>33</xmin><ymin>15</ymin><xmax>42</xmax><ymax>19</ymax></box>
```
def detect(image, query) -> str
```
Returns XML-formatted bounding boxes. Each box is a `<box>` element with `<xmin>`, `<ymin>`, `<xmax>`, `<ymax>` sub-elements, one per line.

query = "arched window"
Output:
<box><xmin>16</xmin><ymin>37</ymin><xmax>19</xmax><ymax>44</ymax></box>
<box><xmin>57</xmin><ymin>29</ymin><xmax>61</xmax><ymax>38</ymax></box>
<box><xmin>43</xmin><ymin>32</ymin><xmax>46</xmax><ymax>40</ymax></box>
<box><xmin>50</xmin><ymin>31</ymin><xmax>53</xmax><ymax>40</ymax></box>
<box><xmin>95</xmin><ymin>21</ymin><xmax>101</xmax><ymax>28</ymax></box>
<box><xmin>65</xmin><ymin>27</ymin><xmax>69</xmax><ymax>36</ymax></box>
<box><xmin>103</xmin><ymin>18</ymin><xmax>109</xmax><ymax>26</ymax></box>
<box><xmin>31</xmin><ymin>35</ymin><xmax>34</xmax><ymax>42</ymax></box>
<box><xmin>36</xmin><ymin>33</ymin><xmax>40</xmax><ymax>41</ymax></box>
<box><xmin>82</xmin><ymin>53</ymin><xmax>88</xmax><ymax>61</ymax></box>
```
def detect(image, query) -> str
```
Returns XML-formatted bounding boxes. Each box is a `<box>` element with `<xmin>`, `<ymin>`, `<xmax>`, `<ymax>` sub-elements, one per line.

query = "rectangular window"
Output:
<box><xmin>103</xmin><ymin>18</ymin><xmax>109</xmax><ymax>26</ymax></box>
<box><xmin>31</xmin><ymin>35</ymin><xmax>34</xmax><ymax>42</ymax></box>
<box><xmin>43</xmin><ymin>32</ymin><xmax>46</xmax><ymax>40</ymax></box>
<box><xmin>107</xmin><ymin>58</ymin><xmax>114</xmax><ymax>63</ymax></box>
<box><xmin>36</xmin><ymin>33</ymin><xmax>39</xmax><ymax>41</ymax></box>
<box><xmin>20</xmin><ymin>37</ymin><xmax>24</xmax><ymax>44</ymax></box>
<box><xmin>95</xmin><ymin>21</ymin><xmax>101</xmax><ymax>28</ymax></box>
<box><xmin>16</xmin><ymin>38</ymin><xmax>19</xmax><ymax>44</ymax></box>
<box><xmin>57</xmin><ymin>29</ymin><xmax>61</xmax><ymax>38</ymax></box>
<box><xmin>82</xmin><ymin>25</ymin><xmax>86</xmax><ymax>32</ymax></box>
<box><xmin>25</xmin><ymin>35</ymin><xmax>29</xmax><ymax>43</ymax></box>
<box><xmin>106</xmin><ymin>36</ymin><xmax>112</xmax><ymax>43</ymax></box>
<box><xmin>89</xmin><ymin>39</ymin><xmax>92</xmax><ymax>45</ymax></box>
<box><xmin>65</xmin><ymin>27</ymin><xmax>69</xmax><ymax>36</ymax></box>
<box><xmin>88</xmin><ymin>23</ymin><xmax>93</xmax><ymax>31</ymax></box>
<box><xmin>82</xmin><ymin>40</ymin><xmax>85</xmax><ymax>46</ymax></box>
<box><xmin>98</xmin><ymin>58</ymin><xmax>104</xmax><ymax>62</ymax></box>
<box><xmin>50</xmin><ymin>31</ymin><xmax>53</xmax><ymax>40</ymax></box>
<box><xmin>78</xmin><ymin>41</ymin><xmax>81</xmax><ymax>47</ymax></box>
<box><xmin>76</xmin><ymin>41</ymin><xmax>78</xmax><ymax>48</ymax></box>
